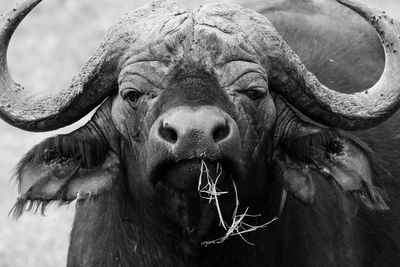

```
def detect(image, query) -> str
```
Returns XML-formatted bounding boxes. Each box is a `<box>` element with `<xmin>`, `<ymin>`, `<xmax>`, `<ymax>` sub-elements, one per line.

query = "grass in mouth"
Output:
<box><xmin>198</xmin><ymin>160</ymin><xmax>278</xmax><ymax>246</ymax></box>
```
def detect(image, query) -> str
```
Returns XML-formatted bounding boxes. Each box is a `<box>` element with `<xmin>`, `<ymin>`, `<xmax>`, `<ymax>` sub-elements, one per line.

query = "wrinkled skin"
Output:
<box><xmin>68</xmin><ymin>13</ymin><xmax>279</xmax><ymax>265</ymax></box>
<box><xmin>10</xmin><ymin>1</ymin><xmax>400</xmax><ymax>266</ymax></box>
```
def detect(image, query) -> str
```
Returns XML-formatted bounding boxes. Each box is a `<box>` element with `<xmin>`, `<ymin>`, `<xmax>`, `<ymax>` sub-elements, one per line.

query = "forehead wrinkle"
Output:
<box><xmin>191</xmin><ymin>9</ymin><xmax>260</xmax><ymax>66</ymax></box>
<box><xmin>217</xmin><ymin>43</ymin><xmax>259</xmax><ymax>66</ymax></box>
<box><xmin>120</xmin><ymin>10</ymin><xmax>193</xmax><ymax>65</ymax></box>
<box><xmin>192</xmin><ymin>28</ymin><xmax>223</xmax><ymax>61</ymax></box>
<box><xmin>121</xmin><ymin>39</ymin><xmax>169</xmax><ymax>67</ymax></box>
<box><xmin>215</xmin><ymin>60</ymin><xmax>268</xmax><ymax>89</ymax></box>
<box><xmin>124</xmin><ymin>5</ymin><xmax>260</xmax><ymax>63</ymax></box>
<box><xmin>185</xmin><ymin>27</ymin><xmax>258</xmax><ymax>74</ymax></box>
<box><xmin>119</xmin><ymin>61</ymin><xmax>169</xmax><ymax>90</ymax></box>
<box><xmin>119</xmin><ymin>4</ymin><xmax>268</xmax><ymax>90</ymax></box>
<box><xmin>159</xmin><ymin>12</ymin><xmax>190</xmax><ymax>36</ymax></box>
<box><xmin>214</xmin><ymin>25</ymin><xmax>260</xmax><ymax>66</ymax></box>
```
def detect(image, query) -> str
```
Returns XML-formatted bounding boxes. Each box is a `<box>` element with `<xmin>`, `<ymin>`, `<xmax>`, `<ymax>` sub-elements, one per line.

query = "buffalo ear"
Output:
<box><xmin>273</xmin><ymin>129</ymin><xmax>389</xmax><ymax>211</ymax></box>
<box><xmin>11</xmin><ymin>134</ymin><xmax>122</xmax><ymax>218</ymax></box>
<box><xmin>273</xmin><ymin>151</ymin><xmax>316</xmax><ymax>204</ymax></box>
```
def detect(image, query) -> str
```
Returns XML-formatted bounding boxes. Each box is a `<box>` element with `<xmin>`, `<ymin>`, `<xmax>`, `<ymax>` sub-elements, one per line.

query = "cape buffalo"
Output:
<box><xmin>1</xmin><ymin>0</ymin><xmax>400</xmax><ymax>266</ymax></box>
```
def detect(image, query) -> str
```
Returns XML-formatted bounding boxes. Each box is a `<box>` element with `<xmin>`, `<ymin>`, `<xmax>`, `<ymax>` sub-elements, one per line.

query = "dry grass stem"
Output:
<box><xmin>198</xmin><ymin>160</ymin><xmax>278</xmax><ymax>246</ymax></box>
<box><xmin>198</xmin><ymin>160</ymin><xmax>228</xmax><ymax>229</ymax></box>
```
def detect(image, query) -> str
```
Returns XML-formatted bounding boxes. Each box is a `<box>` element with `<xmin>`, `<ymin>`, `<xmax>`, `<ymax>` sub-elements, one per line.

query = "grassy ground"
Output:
<box><xmin>0</xmin><ymin>0</ymin><xmax>398</xmax><ymax>266</ymax></box>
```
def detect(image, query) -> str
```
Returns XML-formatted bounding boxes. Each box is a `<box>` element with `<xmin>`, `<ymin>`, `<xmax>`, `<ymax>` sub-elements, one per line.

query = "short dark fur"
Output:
<box><xmin>155</xmin><ymin>60</ymin><xmax>235</xmax><ymax>118</ymax></box>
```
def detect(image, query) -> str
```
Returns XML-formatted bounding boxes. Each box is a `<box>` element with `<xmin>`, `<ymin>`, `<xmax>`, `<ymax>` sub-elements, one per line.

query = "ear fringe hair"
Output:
<box><xmin>349</xmin><ymin>182</ymin><xmax>390</xmax><ymax>211</ymax></box>
<box><xmin>9</xmin><ymin>176</ymin><xmax>121</xmax><ymax>219</ymax></box>
<box><xmin>9</xmin><ymin>198</ymin><xmax>72</xmax><ymax>219</ymax></box>
<box><xmin>14</xmin><ymin>134</ymin><xmax>108</xmax><ymax>184</ymax></box>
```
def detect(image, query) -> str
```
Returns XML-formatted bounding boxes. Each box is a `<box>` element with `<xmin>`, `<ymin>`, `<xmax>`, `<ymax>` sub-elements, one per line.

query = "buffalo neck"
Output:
<box><xmin>68</xmin><ymin>180</ymin><xmax>280</xmax><ymax>266</ymax></box>
<box><xmin>66</xmin><ymin>178</ymin><xmax>361</xmax><ymax>266</ymax></box>
<box><xmin>66</xmin><ymin>183</ymin><xmax>280</xmax><ymax>266</ymax></box>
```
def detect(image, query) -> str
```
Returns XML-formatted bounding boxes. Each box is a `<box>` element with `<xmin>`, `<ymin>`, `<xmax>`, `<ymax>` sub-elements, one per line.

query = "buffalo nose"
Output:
<box><xmin>159</xmin><ymin>109</ymin><xmax>229</xmax><ymax>144</ymax></box>
<box><xmin>151</xmin><ymin>106</ymin><xmax>238</xmax><ymax>155</ymax></box>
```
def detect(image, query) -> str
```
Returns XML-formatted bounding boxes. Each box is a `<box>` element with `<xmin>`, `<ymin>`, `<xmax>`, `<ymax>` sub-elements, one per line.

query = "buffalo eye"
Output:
<box><xmin>241</xmin><ymin>89</ymin><xmax>265</xmax><ymax>101</ymax></box>
<box><xmin>121</xmin><ymin>89</ymin><xmax>143</xmax><ymax>102</ymax></box>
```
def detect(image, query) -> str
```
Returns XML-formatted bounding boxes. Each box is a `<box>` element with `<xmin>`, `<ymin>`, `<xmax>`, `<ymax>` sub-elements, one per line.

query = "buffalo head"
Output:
<box><xmin>1</xmin><ymin>0</ymin><xmax>398</xmax><ymax>261</ymax></box>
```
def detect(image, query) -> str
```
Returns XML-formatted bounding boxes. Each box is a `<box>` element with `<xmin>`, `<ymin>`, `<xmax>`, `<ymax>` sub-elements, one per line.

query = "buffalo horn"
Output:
<box><xmin>269</xmin><ymin>0</ymin><xmax>400</xmax><ymax>130</ymax></box>
<box><xmin>0</xmin><ymin>0</ymin><xmax>119</xmax><ymax>131</ymax></box>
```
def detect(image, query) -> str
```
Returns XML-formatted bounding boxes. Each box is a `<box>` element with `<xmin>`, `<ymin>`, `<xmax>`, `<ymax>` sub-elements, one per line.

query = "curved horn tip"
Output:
<box><xmin>16</xmin><ymin>0</ymin><xmax>43</xmax><ymax>9</ymax></box>
<box><xmin>0</xmin><ymin>0</ymin><xmax>42</xmax><ymax>21</ymax></box>
<box><xmin>270</xmin><ymin>0</ymin><xmax>400</xmax><ymax>130</ymax></box>
<box><xmin>336</xmin><ymin>0</ymin><xmax>400</xmax><ymax>54</ymax></box>
<box><xmin>0</xmin><ymin>0</ymin><xmax>43</xmax><ymax>30</ymax></box>
<box><xmin>336</xmin><ymin>0</ymin><xmax>377</xmax><ymax>18</ymax></box>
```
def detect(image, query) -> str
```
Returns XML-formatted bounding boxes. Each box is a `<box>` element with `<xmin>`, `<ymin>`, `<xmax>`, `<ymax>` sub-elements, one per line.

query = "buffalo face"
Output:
<box><xmin>110</xmin><ymin>35</ymin><xmax>277</xmax><ymax>237</ymax></box>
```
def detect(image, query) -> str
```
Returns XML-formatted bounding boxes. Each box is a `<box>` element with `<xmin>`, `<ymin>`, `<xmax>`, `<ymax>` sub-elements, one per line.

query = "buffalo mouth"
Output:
<box><xmin>151</xmin><ymin>158</ymin><xmax>241</xmax><ymax>237</ymax></box>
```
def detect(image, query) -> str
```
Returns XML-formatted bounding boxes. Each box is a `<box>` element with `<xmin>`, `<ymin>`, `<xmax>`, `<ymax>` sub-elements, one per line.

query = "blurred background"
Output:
<box><xmin>0</xmin><ymin>0</ymin><xmax>398</xmax><ymax>266</ymax></box>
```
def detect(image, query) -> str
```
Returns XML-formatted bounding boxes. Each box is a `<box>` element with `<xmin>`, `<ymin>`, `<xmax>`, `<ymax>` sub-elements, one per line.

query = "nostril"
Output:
<box><xmin>212</xmin><ymin>122</ymin><xmax>230</xmax><ymax>143</ymax></box>
<box><xmin>159</xmin><ymin>122</ymin><xmax>178</xmax><ymax>144</ymax></box>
